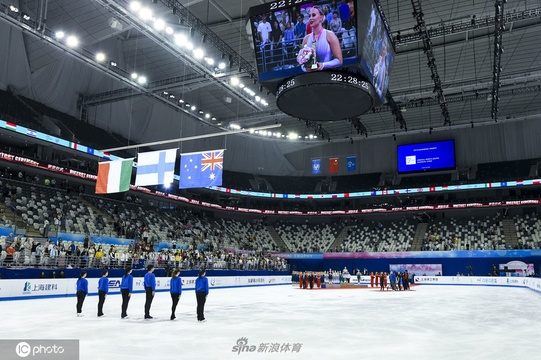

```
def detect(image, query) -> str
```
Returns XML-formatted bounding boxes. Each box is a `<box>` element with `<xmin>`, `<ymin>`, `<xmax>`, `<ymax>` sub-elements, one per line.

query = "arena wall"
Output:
<box><xmin>0</xmin><ymin>274</ymin><xmax>291</xmax><ymax>301</ymax></box>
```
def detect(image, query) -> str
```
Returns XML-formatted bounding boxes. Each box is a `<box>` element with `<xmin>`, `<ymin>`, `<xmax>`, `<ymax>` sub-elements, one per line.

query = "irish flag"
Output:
<box><xmin>95</xmin><ymin>159</ymin><xmax>133</xmax><ymax>194</ymax></box>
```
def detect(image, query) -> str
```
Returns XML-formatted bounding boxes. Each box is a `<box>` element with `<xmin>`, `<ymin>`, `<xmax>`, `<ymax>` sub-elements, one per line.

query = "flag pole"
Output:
<box><xmin>99</xmin><ymin>124</ymin><xmax>282</xmax><ymax>153</ymax></box>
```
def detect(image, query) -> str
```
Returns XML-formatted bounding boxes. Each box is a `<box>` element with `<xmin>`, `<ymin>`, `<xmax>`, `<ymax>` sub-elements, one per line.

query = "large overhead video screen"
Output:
<box><xmin>246</xmin><ymin>0</ymin><xmax>395</xmax><ymax>104</ymax></box>
<box><xmin>357</xmin><ymin>0</ymin><xmax>394</xmax><ymax>103</ymax></box>
<box><xmin>397</xmin><ymin>140</ymin><xmax>456</xmax><ymax>173</ymax></box>
<box><xmin>247</xmin><ymin>0</ymin><xmax>359</xmax><ymax>84</ymax></box>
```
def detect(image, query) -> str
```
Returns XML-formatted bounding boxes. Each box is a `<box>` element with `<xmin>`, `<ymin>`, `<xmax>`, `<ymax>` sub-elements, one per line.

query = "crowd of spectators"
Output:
<box><xmin>0</xmin><ymin>232</ymin><xmax>288</xmax><ymax>272</ymax></box>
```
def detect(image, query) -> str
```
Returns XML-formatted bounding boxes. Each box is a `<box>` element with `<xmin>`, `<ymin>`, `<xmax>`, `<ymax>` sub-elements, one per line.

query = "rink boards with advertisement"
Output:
<box><xmin>414</xmin><ymin>275</ymin><xmax>541</xmax><ymax>294</ymax></box>
<box><xmin>0</xmin><ymin>275</ymin><xmax>292</xmax><ymax>301</ymax></box>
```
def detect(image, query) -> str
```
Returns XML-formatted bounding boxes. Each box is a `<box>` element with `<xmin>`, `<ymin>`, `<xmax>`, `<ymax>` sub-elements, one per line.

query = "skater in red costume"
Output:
<box><xmin>370</xmin><ymin>272</ymin><xmax>375</xmax><ymax>287</ymax></box>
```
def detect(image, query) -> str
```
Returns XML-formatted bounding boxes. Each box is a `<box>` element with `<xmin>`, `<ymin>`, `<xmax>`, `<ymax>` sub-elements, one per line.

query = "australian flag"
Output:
<box><xmin>179</xmin><ymin>149</ymin><xmax>224</xmax><ymax>189</ymax></box>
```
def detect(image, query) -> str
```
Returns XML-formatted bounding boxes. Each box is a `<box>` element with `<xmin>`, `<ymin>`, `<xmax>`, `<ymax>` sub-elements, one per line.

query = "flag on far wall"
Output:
<box><xmin>95</xmin><ymin>159</ymin><xmax>133</xmax><ymax>194</ymax></box>
<box><xmin>135</xmin><ymin>148</ymin><xmax>177</xmax><ymax>186</ymax></box>
<box><xmin>179</xmin><ymin>149</ymin><xmax>224</xmax><ymax>189</ymax></box>
<box><xmin>329</xmin><ymin>157</ymin><xmax>339</xmax><ymax>173</ymax></box>
<box><xmin>346</xmin><ymin>156</ymin><xmax>357</xmax><ymax>172</ymax></box>
<box><xmin>312</xmin><ymin>159</ymin><xmax>321</xmax><ymax>174</ymax></box>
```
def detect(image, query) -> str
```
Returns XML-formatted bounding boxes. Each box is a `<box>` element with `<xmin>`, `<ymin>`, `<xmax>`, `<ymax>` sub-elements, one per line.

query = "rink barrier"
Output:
<box><xmin>414</xmin><ymin>276</ymin><xmax>541</xmax><ymax>294</ymax></box>
<box><xmin>0</xmin><ymin>275</ymin><xmax>292</xmax><ymax>301</ymax></box>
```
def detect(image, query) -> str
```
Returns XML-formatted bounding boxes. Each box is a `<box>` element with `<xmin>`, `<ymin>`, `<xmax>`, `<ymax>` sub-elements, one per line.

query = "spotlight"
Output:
<box><xmin>55</xmin><ymin>31</ymin><xmax>65</xmax><ymax>39</ymax></box>
<box><xmin>110</xmin><ymin>61</ymin><xmax>117</xmax><ymax>67</ymax></box>
<box><xmin>95</xmin><ymin>52</ymin><xmax>106</xmax><ymax>62</ymax></box>
<box><xmin>137</xmin><ymin>76</ymin><xmax>147</xmax><ymax>85</ymax></box>
<box><xmin>129</xmin><ymin>1</ymin><xmax>142</xmax><ymax>12</ymax></box>
<box><xmin>21</xmin><ymin>13</ymin><xmax>30</xmax><ymax>21</ymax></box>
<box><xmin>131</xmin><ymin>72</ymin><xmax>138</xmax><ymax>80</ymax></box>
<box><xmin>173</xmin><ymin>33</ymin><xmax>187</xmax><ymax>46</ymax></box>
<box><xmin>139</xmin><ymin>7</ymin><xmax>153</xmax><ymax>21</ymax></box>
<box><xmin>153</xmin><ymin>18</ymin><xmax>166</xmax><ymax>31</ymax></box>
<box><xmin>193</xmin><ymin>48</ymin><xmax>204</xmax><ymax>59</ymax></box>
<box><xmin>66</xmin><ymin>35</ymin><xmax>79</xmax><ymax>47</ymax></box>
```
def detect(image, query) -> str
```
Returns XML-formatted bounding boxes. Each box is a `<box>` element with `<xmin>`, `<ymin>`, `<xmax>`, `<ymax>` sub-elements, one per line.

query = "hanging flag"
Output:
<box><xmin>346</xmin><ymin>156</ymin><xmax>356</xmax><ymax>172</ymax></box>
<box><xmin>6</xmin><ymin>122</ymin><xmax>17</xmax><ymax>131</ymax></box>
<box><xmin>179</xmin><ymin>149</ymin><xmax>224</xmax><ymax>189</ymax></box>
<box><xmin>312</xmin><ymin>159</ymin><xmax>321</xmax><ymax>174</ymax></box>
<box><xmin>135</xmin><ymin>148</ymin><xmax>177</xmax><ymax>186</ymax></box>
<box><xmin>95</xmin><ymin>159</ymin><xmax>133</xmax><ymax>194</ymax></box>
<box><xmin>329</xmin><ymin>157</ymin><xmax>339</xmax><ymax>173</ymax></box>
<box><xmin>70</xmin><ymin>142</ymin><xmax>78</xmax><ymax>150</ymax></box>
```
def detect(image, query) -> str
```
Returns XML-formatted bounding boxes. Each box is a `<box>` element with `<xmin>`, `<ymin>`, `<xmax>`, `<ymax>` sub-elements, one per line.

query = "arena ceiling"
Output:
<box><xmin>2</xmin><ymin>0</ymin><xmax>541</xmax><ymax>144</ymax></box>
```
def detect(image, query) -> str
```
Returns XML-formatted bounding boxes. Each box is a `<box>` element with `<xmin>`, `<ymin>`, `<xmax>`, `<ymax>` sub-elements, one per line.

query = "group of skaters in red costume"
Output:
<box><xmin>293</xmin><ymin>268</ymin><xmax>412</xmax><ymax>291</ymax></box>
<box><xmin>298</xmin><ymin>272</ymin><xmax>322</xmax><ymax>289</ymax></box>
<box><xmin>370</xmin><ymin>270</ymin><xmax>411</xmax><ymax>291</ymax></box>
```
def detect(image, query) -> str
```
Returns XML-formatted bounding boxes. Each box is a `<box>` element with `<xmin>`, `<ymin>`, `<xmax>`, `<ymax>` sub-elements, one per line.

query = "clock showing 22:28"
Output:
<box><xmin>329</xmin><ymin>73</ymin><xmax>371</xmax><ymax>89</ymax></box>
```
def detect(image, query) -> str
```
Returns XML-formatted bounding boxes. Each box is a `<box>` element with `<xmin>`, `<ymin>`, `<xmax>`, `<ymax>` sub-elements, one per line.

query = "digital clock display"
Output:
<box><xmin>276</xmin><ymin>72</ymin><xmax>372</xmax><ymax>97</ymax></box>
<box><xmin>329</xmin><ymin>73</ymin><xmax>367</xmax><ymax>87</ymax></box>
<box><xmin>269</xmin><ymin>0</ymin><xmax>307</xmax><ymax>11</ymax></box>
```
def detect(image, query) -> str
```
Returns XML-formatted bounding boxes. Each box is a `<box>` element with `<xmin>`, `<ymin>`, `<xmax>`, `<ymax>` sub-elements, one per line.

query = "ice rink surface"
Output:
<box><xmin>1</xmin><ymin>284</ymin><xmax>540</xmax><ymax>360</ymax></box>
